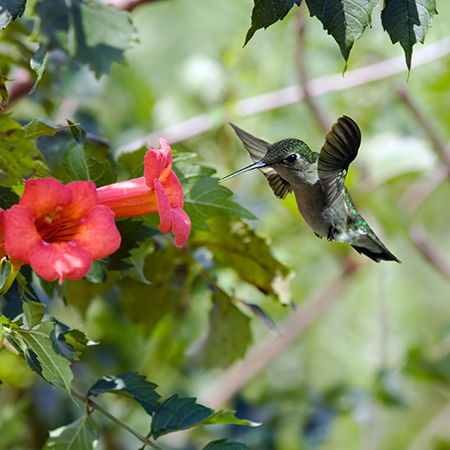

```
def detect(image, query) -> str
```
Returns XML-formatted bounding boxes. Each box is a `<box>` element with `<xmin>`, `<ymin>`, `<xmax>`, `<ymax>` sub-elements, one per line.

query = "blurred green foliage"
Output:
<box><xmin>0</xmin><ymin>0</ymin><xmax>450</xmax><ymax>449</ymax></box>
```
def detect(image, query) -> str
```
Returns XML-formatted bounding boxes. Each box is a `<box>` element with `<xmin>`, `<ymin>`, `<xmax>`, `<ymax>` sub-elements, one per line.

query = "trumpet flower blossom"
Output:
<box><xmin>97</xmin><ymin>139</ymin><xmax>191</xmax><ymax>247</ymax></box>
<box><xmin>4</xmin><ymin>178</ymin><xmax>121</xmax><ymax>284</ymax></box>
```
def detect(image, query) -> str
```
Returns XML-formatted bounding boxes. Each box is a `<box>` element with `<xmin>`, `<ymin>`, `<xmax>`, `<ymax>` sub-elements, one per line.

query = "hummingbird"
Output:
<box><xmin>220</xmin><ymin>116</ymin><xmax>400</xmax><ymax>263</ymax></box>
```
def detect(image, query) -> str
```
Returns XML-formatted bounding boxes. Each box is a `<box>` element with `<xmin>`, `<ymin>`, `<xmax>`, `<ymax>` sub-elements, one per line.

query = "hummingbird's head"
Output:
<box><xmin>219</xmin><ymin>138</ymin><xmax>318</xmax><ymax>183</ymax></box>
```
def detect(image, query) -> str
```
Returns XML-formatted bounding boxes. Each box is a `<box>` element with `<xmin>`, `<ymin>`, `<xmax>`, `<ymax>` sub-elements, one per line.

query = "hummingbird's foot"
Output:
<box><xmin>314</xmin><ymin>232</ymin><xmax>322</xmax><ymax>239</ymax></box>
<box><xmin>327</xmin><ymin>227</ymin><xmax>336</xmax><ymax>241</ymax></box>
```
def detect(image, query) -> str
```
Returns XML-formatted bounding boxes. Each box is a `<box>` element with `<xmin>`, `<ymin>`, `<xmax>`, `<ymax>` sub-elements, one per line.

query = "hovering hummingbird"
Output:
<box><xmin>220</xmin><ymin>116</ymin><xmax>400</xmax><ymax>263</ymax></box>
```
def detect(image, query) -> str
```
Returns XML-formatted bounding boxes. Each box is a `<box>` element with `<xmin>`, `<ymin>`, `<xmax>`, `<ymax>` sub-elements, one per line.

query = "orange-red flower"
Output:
<box><xmin>0</xmin><ymin>208</ymin><xmax>6</xmax><ymax>260</ymax></box>
<box><xmin>97</xmin><ymin>139</ymin><xmax>191</xmax><ymax>247</ymax></box>
<box><xmin>4</xmin><ymin>178</ymin><xmax>121</xmax><ymax>284</ymax></box>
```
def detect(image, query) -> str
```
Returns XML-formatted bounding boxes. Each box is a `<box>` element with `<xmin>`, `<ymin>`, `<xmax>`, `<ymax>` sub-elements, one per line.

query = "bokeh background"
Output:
<box><xmin>3</xmin><ymin>1</ymin><xmax>450</xmax><ymax>449</ymax></box>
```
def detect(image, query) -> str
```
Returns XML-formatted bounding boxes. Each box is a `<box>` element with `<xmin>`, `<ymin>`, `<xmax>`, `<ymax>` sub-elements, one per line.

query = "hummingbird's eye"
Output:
<box><xmin>284</xmin><ymin>154</ymin><xmax>298</xmax><ymax>165</ymax></box>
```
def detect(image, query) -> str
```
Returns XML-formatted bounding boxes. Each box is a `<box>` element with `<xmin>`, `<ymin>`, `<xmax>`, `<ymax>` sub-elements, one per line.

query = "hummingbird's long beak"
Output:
<box><xmin>219</xmin><ymin>160</ymin><xmax>268</xmax><ymax>183</ymax></box>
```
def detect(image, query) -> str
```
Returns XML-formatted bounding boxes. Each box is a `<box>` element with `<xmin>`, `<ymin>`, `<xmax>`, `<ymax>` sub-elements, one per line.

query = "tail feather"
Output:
<box><xmin>351</xmin><ymin>243</ymin><xmax>401</xmax><ymax>263</ymax></box>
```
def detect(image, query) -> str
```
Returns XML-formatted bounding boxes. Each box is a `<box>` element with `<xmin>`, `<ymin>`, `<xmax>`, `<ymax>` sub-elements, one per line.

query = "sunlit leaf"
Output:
<box><xmin>0</xmin><ymin>114</ymin><xmax>49</xmax><ymax>180</ymax></box>
<box><xmin>42</xmin><ymin>414</ymin><xmax>99</xmax><ymax>450</ymax></box>
<box><xmin>202</xmin><ymin>410</ymin><xmax>261</xmax><ymax>427</ymax></box>
<box><xmin>30</xmin><ymin>45</ymin><xmax>48</xmax><ymax>94</ymax></box>
<box><xmin>89</xmin><ymin>372</ymin><xmax>161</xmax><ymax>416</ymax></box>
<box><xmin>13</xmin><ymin>321</ymin><xmax>73</xmax><ymax>390</ymax></box>
<box><xmin>151</xmin><ymin>395</ymin><xmax>213</xmax><ymax>439</ymax></box>
<box><xmin>381</xmin><ymin>0</ymin><xmax>437</xmax><ymax>70</ymax></box>
<box><xmin>22</xmin><ymin>302</ymin><xmax>44</xmax><ymax>330</ymax></box>
<box><xmin>23</xmin><ymin>119</ymin><xmax>58</xmax><ymax>140</ymax></box>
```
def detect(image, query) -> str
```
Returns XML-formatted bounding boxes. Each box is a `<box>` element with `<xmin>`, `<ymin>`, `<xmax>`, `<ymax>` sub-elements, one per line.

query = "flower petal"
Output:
<box><xmin>171</xmin><ymin>205</ymin><xmax>191</xmax><ymax>247</ymax></box>
<box><xmin>163</xmin><ymin>170</ymin><xmax>184</xmax><ymax>208</ymax></box>
<box><xmin>73</xmin><ymin>205</ymin><xmax>121</xmax><ymax>260</ymax></box>
<box><xmin>154</xmin><ymin>179</ymin><xmax>173</xmax><ymax>233</ymax></box>
<box><xmin>66</xmin><ymin>181</ymin><xmax>100</xmax><ymax>217</ymax></box>
<box><xmin>144</xmin><ymin>140</ymin><xmax>173</xmax><ymax>189</ymax></box>
<box><xmin>97</xmin><ymin>177</ymin><xmax>159</xmax><ymax>218</ymax></box>
<box><xmin>4</xmin><ymin>205</ymin><xmax>42</xmax><ymax>265</ymax></box>
<box><xmin>29</xmin><ymin>242</ymin><xmax>93</xmax><ymax>284</ymax></box>
<box><xmin>20</xmin><ymin>178</ymin><xmax>72</xmax><ymax>217</ymax></box>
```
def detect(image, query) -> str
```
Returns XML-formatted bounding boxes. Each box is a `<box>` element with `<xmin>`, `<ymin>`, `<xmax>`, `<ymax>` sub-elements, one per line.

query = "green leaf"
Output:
<box><xmin>192</xmin><ymin>216</ymin><xmax>292</xmax><ymax>300</ymax></box>
<box><xmin>0</xmin><ymin>74</ymin><xmax>10</xmax><ymax>105</ymax></box>
<box><xmin>64</xmin><ymin>142</ymin><xmax>90</xmax><ymax>181</ymax></box>
<box><xmin>173</xmin><ymin>154</ymin><xmax>255</xmax><ymax>230</ymax></box>
<box><xmin>381</xmin><ymin>0</ymin><xmax>437</xmax><ymax>70</ymax></box>
<box><xmin>202</xmin><ymin>410</ymin><xmax>261</xmax><ymax>427</ymax></box>
<box><xmin>117</xmin><ymin>145</ymin><xmax>147</xmax><ymax>175</ymax></box>
<box><xmin>12</xmin><ymin>321</ymin><xmax>73</xmax><ymax>390</ymax></box>
<box><xmin>50</xmin><ymin>320</ymin><xmax>97</xmax><ymax>361</ymax></box>
<box><xmin>306</xmin><ymin>0</ymin><xmax>378</xmax><ymax>62</ymax></box>
<box><xmin>244</xmin><ymin>0</ymin><xmax>302</xmax><ymax>45</ymax></box>
<box><xmin>42</xmin><ymin>414</ymin><xmax>99</xmax><ymax>450</ymax></box>
<box><xmin>0</xmin><ymin>186</ymin><xmax>20</xmax><ymax>209</ymax></box>
<box><xmin>203</xmin><ymin>440</ymin><xmax>249</xmax><ymax>450</ymax></box>
<box><xmin>0</xmin><ymin>0</ymin><xmax>26</xmax><ymax>30</ymax></box>
<box><xmin>0</xmin><ymin>113</ymin><xmax>49</xmax><ymax>180</ymax></box>
<box><xmin>35</xmin><ymin>0</ymin><xmax>137</xmax><ymax>77</ymax></box>
<box><xmin>30</xmin><ymin>45</ymin><xmax>49</xmax><ymax>94</ymax></box>
<box><xmin>23</xmin><ymin>119</ymin><xmax>58</xmax><ymax>140</ymax></box>
<box><xmin>151</xmin><ymin>395</ymin><xmax>213</xmax><ymax>439</ymax></box>
<box><xmin>119</xmin><ymin>245</ymin><xmax>192</xmax><ymax>332</ymax></box>
<box><xmin>22</xmin><ymin>302</ymin><xmax>44</xmax><ymax>330</ymax></box>
<box><xmin>64</xmin><ymin>141</ymin><xmax>116</xmax><ymax>186</ymax></box>
<box><xmin>190</xmin><ymin>296</ymin><xmax>252</xmax><ymax>369</ymax></box>
<box><xmin>89</xmin><ymin>372</ymin><xmax>161</xmax><ymax>416</ymax></box>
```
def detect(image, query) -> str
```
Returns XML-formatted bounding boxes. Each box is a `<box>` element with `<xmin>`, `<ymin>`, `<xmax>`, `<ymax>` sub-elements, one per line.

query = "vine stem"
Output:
<box><xmin>70</xmin><ymin>387</ymin><xmax>167</xmax><ymax>450</ymax></box>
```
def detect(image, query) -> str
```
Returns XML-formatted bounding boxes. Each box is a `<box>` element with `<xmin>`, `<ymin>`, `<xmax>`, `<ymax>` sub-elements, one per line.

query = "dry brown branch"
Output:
<box><xmin>117</xmin><ymin>37</ymin><xmax>450</xmax><ymax>154</ymax></box>
<box><xmin>411</xmin><ymin>226</ymin><xmax>450</xmax><ymax>280</ymax></box>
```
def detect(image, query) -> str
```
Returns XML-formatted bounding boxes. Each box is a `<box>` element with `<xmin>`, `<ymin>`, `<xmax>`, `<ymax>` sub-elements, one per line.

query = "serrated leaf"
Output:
<box><xmin>117</xmin><ymin>145</ymin><xmax>147</xmax><ymax>175</ymax></box>
<box><xmin>0</xmin><ymin>113</ymin><xmax>49</xmax><ymax>180</ymax></box>
<box><xmin>181</xmin><ymin>177</ymin><xmax>255</xmax><ymax>231</ymax></box>
<box><xmin>42</xmin><ymin>414</ymin><xmax>99</xmax><ymax>450</ymax></box>
<box><xmin>192</xmin><ymin>216</ymin><xmax>291</xmax><ymax>300</ymax></box>
<box><xmin>381</xmin><ymin>0</ymin><xmax>437</xmax><ymax>70</ymax></box>
<box><xmin>189</xmin><ymin>296</ymin><xmax>252</xmax><ymax>369</ymax></box>
<box><xmin>306</xmin><ymin>0</ymin><xmax>378</xmax><ymax>62</ymax></box>
<box><xmin>245</xmin><ymin>0</ymin><xmax>302</xmax><ymax>45</ymax></box>
<box><xmin>172</xmin><ymin>155</ymin><xmax>255</xmax><ymax>230</ymax></box>
<box><xmin>0</xmin><ymin>0</ymin><xmax>26</xmax><ymax>30</ymax></box>
<box><xmin>89</xmin><ymin>372</ymin><xmax>161</xmax><ymax>416</ymax></box>
<box><xmin>151</xmin><ymin>395</ymin><xmax>213</xmax><ymax>439</ymax></box>
<box><xmin>35</xmin><ymin>0</ymin><xmax>137</xmax><ymax>77</ymax></box>
<box><xmin>30</xmin><ymin>45</ymin><xmax>48</xmax><ymax>94</ymax></box>
<box><xmin>22</xmin><ymin>302</ymin><xmax>44</xmax><ymax>330</ymax></box>
<box><xmin>23</xmin><ymin>119</ymin><xmax>58</xmax><ymax>140</ymax></box>
<box><xmin>13</xmin><ymin>321</ymin><xmax>73</xmax><ymax>390</ymax></box>
<box><xmin>202</xmin><ymin>410</ymin><xmax>261</xmax><ymax>427</ymax></box>
<box><xmin>203</xmin><ymin>439</ymin><xmax>249</xmax><ymax>450</ymax></box>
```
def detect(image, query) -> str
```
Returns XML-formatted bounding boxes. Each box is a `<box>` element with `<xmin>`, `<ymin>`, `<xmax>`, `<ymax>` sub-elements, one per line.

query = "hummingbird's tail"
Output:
<box><xmin>351</xmin><ymin>235</ymin><xmax>401</xmax><ymax>263</ymax></box>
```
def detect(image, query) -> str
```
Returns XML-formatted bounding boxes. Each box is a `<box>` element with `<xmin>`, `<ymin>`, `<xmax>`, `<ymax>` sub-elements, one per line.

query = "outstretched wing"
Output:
<box><xmin>230</xmin><ymin>123</ymin><xmax>292</xmax><ymax>199</ymax></box>
<box><xmin>317</xmin><ymin>116</ymin><xmax>361</xmax><ymax>206</ymax></box>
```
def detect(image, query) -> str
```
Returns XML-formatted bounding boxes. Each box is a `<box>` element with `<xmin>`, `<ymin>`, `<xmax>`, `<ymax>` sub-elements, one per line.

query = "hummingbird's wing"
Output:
<box><xmin>318</xmin><ymin>116</ymin><xmax>361</xmax><ymax>206</ymax></box>
<box><xmin>230</xmin><ymin>123</ymin><xmax>293</xmax><ymax>199</ymax></box>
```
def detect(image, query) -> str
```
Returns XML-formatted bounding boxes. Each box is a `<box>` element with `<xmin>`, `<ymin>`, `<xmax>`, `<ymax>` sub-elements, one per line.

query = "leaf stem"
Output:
<box><xmin>71</xmin><ymin>387</ymin><xmax>167</xmax><ymax>450</ymax></box>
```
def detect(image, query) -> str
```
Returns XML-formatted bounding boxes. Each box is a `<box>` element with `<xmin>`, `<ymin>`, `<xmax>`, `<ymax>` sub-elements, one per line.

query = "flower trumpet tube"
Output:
<box><xmin>4</xmin><ymin>178</ymin><xmax>121</xmax><ymax>284</ymax></box>
<box><xmin>97</xmin><ymin>139</ymin><xmax>191</xmax><ymax>247</ymax></box>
